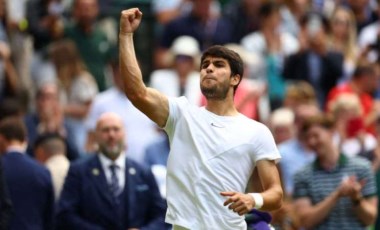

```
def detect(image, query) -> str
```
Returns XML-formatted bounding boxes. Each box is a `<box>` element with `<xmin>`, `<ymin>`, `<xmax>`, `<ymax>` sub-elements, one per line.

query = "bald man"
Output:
<box><xmin>56</xmin><ymin>112</ymin><xmax>168</xmax><ymax>230</ymax></box>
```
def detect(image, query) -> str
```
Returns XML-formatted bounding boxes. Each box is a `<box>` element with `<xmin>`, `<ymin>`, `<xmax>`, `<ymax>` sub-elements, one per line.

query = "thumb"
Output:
<box><xmin>220</xmin><ymin>191</ymin><xmax>236</xmax><ymax>197</ymax></box>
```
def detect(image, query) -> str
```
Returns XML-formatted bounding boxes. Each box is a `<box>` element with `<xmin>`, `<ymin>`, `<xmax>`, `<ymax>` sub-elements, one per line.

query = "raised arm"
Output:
<box><xmin>119</xmin><ymin>8</ymin><xmax>169</xmax><ymax>127</ymax></box>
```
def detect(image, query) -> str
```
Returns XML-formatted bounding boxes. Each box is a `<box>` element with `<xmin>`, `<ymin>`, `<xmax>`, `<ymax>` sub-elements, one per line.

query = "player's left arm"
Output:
<box><xmin>221</xmin><ymin>160</ymin><xmax>283</xmax><ymax>215</ymax></box>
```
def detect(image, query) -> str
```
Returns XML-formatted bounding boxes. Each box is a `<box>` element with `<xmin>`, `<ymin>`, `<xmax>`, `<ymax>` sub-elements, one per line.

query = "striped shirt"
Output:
<box><xmin>293</xmin><ymin>154</ymin><xmax>377</xmax><ymax>230</ymax></box>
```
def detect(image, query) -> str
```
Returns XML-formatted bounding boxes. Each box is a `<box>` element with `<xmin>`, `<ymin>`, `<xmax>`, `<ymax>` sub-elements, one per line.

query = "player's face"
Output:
<box><xmin>200</xmin><ymin>57</ymin><xmax>232</xmax><ymax>100</ymax></box>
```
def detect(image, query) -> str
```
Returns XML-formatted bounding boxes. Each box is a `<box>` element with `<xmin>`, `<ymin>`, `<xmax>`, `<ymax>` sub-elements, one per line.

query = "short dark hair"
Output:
<box><xmin>0</xmin><ymin>117</ymin><xmax>27</xmax><ymax>142</ymax></box>
<box><xmin>301</xmin><ymin>114</ymin><xmax>335</xmax><ymax>133</ymax></box>
<box><xmin>352</xmin><ymin>64</ymin><xmax>375</xmax><ymax>79</ymax></box>
<box><xmin>34</xmin><ymin>132</ymin><xmax>66</xmax><ymax>155</ymax></box>
<box><xmin>259</xmin><ymin>1</ymin><xmax>280</xmax><ymax>19</ymax></box>
<box><xmin>200</xmin><ymin>45</ymin><xmax>244</xmax><ymax>93</ymax></box>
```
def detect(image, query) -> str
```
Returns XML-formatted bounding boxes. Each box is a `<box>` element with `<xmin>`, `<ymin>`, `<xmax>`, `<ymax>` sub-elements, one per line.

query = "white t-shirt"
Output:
<box><xmin>164</xmin><ymin>97</ymin><xmax>281</xmax><ymax>230</ymax></box>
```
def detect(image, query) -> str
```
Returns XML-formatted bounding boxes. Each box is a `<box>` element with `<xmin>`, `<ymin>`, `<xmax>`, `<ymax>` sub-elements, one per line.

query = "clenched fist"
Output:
<box><xmin>120</xmin><ymin>8</ymin><xmax>143</xmax><ymax>35</ymax></box>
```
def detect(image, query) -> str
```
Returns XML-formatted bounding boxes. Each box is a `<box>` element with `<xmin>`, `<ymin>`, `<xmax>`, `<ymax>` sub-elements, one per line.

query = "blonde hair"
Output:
<box><xmin>329</xmin><ymin>6</ymin><xmax>357</xmax><ymax>62</ymax></box>
<box><xmin>329</xmin><ymin>93</ymin><xmax>363</xmax><ymax>118</ymax></box>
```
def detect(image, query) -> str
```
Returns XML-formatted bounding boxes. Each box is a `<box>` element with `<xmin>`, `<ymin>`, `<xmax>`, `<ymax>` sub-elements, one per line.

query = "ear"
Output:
<box><xmin>230</xmin><ymin>74</ymin><xmax>241</xmax><ymax>87</ymax></box>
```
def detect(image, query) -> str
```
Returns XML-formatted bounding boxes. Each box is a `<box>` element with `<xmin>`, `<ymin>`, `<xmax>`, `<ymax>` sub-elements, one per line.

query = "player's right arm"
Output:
<box><xmin>119</xmin><ymin>8</ymin><xmax>169</xmax><ymax>128</ymax></box>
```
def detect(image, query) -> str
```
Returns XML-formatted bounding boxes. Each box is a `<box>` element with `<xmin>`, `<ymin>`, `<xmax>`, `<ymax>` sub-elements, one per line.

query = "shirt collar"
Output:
<box><xmin>313</xmin><ymin>153</ymin><xmax>348</xmax><ymax>171</ymax></box>
<box><xmin>6</xmin><ymin>144</ymin><xmax>27</xmax><ymax>154</ymax></box>
<box><xmin>98</xmin><ymin>151</ymin><xmax>126</xmax><ymax>171</ymax></box>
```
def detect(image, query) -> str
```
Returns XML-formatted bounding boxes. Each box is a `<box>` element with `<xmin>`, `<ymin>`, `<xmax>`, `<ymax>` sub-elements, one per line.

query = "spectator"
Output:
<box><xmin>149</xmin><ymin>35</ymin><xmax>202</xmax><ymax>105</ymax></box>
<box><xmin>49</xmin><ymin>39</ymin><xmax>98</xmax><ymax>154</ymax></box>
<box><xmin>280</xmin><ymin>0</ymin><xmax>311</xmax><ymax>37</ymax></box>
<box><xmin>329</xmin><ymin>93</ymin><xmax>380</xmax><ymax>171</ymax></box>
<box><xmin>269</xmin><ymin>107</ymin><xmax>295</xmax><ymax>145</ymax></box>
<box><xmin>64</xmin><ymin>0</ymin><xmax>115</xmax><ymax>92</ymax></box>
<box><xmin>283</xmin><ymin>12</ymin><xmax>343</xmax><ymax>107</ymax></box>
<box><xmin>155</xmin><ymin>0</ymin><xmax>233</xmax><ymax>68</ymax></box>
<box><xmin>24</xmin><ymin>82</ymin><xmax>80</xmax><ymax>160</ymax></box>
<box><xmin>278</xmin><ymin>103</ymin><xmax>320</xmax><ymax>196</ymax></box>
<box><xmin>56</xmin><ymin>112</ymin><xmax>168</xmax><ymax>230</ymax></box>
<box><xmin>26</xmin><ymin>0</ymin><xmax>65</xmax><ymax>89</ymax></box>
<box><xmin>0</xmin><ymin>117</ymin><xmax>54</xmax><ymax>230</ymax></box>
<box><xmin>346</xmin><ymin>0</ymin><xmax>378</xmax><ymax>34</ymax></box>
<box><xmin>326</xmin><ymin>64</ymin><xmax>380</xmax><ymax>135</ymax></box>
<box><xmin>283</xmin><ymin>80</ymin><xmax>318</xmax><ymax>110</ymax></box>
<box><xmin>328</xmin><ymin>6</ymin><xmax>359</xmax><ymax>82</ymax></box>
<box><xmin>34</xmin><ymin>132</ymin><xmax>70</xmax><ymax>200</ymax></box>
<box><xmin>85</xmin><ymin>59</ymin><xmax>159</xmax><ymax>163</ymax></box>
<box><xmin>293</xmin><ymin>114</ymin><xmax>378</xmax><ymax>229</ymax></box>
<box><xmin>223</xmin><ymin>0</ymin><xmax>263</xmax><ymax>43</ymax></box>
<box><xmin>241</xmin><ymin>1</ymin><xmax>299</xmax><ymax>110</ymax></box>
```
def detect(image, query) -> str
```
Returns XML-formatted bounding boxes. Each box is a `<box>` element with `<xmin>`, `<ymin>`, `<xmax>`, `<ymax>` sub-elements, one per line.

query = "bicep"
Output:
<box><xmin>130</xmin><ymin>87</ymin><xmax>169</xmax><ymax>128</ymax></box>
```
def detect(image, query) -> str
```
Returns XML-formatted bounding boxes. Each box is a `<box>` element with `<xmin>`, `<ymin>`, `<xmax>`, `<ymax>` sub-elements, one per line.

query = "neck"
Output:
<box><xmin>319</xmin><ymin>145</ymin><xmax>340</xmax><ymax>170</ymax></box>
<box><xmin>205</xmin><ymin>98</ymin><xmax>239</xmax><ymax>116</ymax></box>
<box><xmin>349</xmin><ymin>81</ymin><xmax>362</xmax><ymax>94</ymax></box>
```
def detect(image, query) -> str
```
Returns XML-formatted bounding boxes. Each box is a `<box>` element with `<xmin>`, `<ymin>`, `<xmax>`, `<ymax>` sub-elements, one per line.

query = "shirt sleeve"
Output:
<box><xmin>252</xmin><ymin>123</ymin><xmax>281</xmax><ymax>163</ymax></box>
<box><xmin>163</xmin><ymin>96</ymin><xmax>189</xmax><ymax>138</ymax></box>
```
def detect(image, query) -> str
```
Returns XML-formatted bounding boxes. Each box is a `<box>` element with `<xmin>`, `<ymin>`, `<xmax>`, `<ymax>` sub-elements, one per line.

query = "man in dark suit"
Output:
<box><xmin>283</xmin><ymin>12</ymin><xmax>343</xmax><ymax>107</ymax></box>
<box><xmin>0</xmin><ymin>157</ymin><xmax>12</xmax><ymax>230</ymax></box>
<box><xmin>56</xmin><ymin>112</ymin><xmax>168</xmax><ymax>230</ymax></box>
<box><xmin>0</xmin><ymin>117</ymin><xmax>55</xmax><ymax>230</ymax></box>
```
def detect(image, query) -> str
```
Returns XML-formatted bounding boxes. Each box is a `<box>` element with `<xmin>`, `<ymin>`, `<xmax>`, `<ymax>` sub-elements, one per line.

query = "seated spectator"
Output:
<box><xmin>34</xmin><ymin>132</ymin><xmax>70</xmax><ymax>200</ymax></box>
<box><xmin>155</xmin><ymin>0</ymin><xmax>233</xmax><ymax>68</ymax></box>
<box><xmin>278</xmin><ymin>103</ymin><xmax>320</xmax><ymax>196</ymax></box>
<box><xmin>328</xmin><ymin>6</ymin><xmax>359</xmax><ymax>82</ymax></box>
<box><xmin>0</xmin><ymin>117</ymin><xmax>54</xmax><ymax>230</ymax></box>
<box><xmin>293</xmin><ymin>114</ymin><xmax>378</xmax><ymax>229</ymax></box>
<box><xmin>24</xmin><ymin>82</ymin><xmax>80</xmax><ymax>160</ymax></box>
<box><xmin>283</xmin><ymin>80</ymin><xmax>318</xmax><ymax>111</ymax></box>
<box><xmin>149</xmin><ymin>35</ymin><xmax>202</xmax><ymax>105</ymax></box>
<box><xmin>85</xmin><ymin>59</ymin><xmax>159</xmax><ymax>163</ymax></box>
<box><xmin>283</xmin><ymin>12</ymin><xmax>343</xmax><ymax>107</ymax></box>
<box><xmin>326</xmin><ymin>64</ymin><xmax>380</xmax><ymax>135</ymax></box>
<box><xmin>57</xmin><ymin>112</ymin><xmax>168</xmax><ymax>230</ymax></box>
<box><xmin>49</xmin><ymin>39</ymin><xmax>98</xmax><ymax>154</ymax></box>
<box><xmin>329</xmin><ymin>93</ymin><xmax>380</xmax><ymax>171</ymax></box>
<box><xmin>241</xmin><ymin>1</ymin><xmax>299</xmax><ymax>110</ymax></box>
<box><xmin>269</xmin><ymin>107</ymin><xmax>295</xmax><ymax>145</ymax></box>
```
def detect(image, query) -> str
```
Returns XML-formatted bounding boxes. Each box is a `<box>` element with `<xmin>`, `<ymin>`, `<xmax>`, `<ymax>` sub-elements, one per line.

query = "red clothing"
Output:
<box><xmin>326</xmin><ymin>83</ymin><xmax>375</xmax><ymax>133</ymax></box>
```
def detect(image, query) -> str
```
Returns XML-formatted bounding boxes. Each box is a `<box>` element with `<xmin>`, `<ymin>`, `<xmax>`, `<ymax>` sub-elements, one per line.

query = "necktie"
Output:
<box><xmin>109</xmin><ymin>164</ymin><xmax>120</xmax><ymax>202</ymax></box>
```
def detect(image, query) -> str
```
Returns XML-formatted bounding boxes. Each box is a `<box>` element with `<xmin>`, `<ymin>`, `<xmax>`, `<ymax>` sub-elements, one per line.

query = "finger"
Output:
<box><xmin>135</xmin><ymin>9</ymin><xmax>143</xmax><ymax>19</ymax></box>
<box><xmin>220</xmin><ymin>191</ymin><xmax>236</xmax><ymax>197</ymax></box>
<box><xmin>238</xmin><ymin>209</ymin><xmax>249</xmax><ymax>216</ymax></box>
<box><xmin>235</xmin><ymin>205</ymin><xmax>247</xmax><ymax>214</ymax></box>
<box><xmin>359</xmin><ymin>179</ymin><xmax>367</xmax><ymax>187</ymax></box>
<box><xmin>223</xmin><ymin>195</ymin><xmax>239</xmax><ymax>206</ymax></box>
<box><xmin>228</xmin><ymin>200</ymin><xmax>243</xmax><ymax>210</ymax></box>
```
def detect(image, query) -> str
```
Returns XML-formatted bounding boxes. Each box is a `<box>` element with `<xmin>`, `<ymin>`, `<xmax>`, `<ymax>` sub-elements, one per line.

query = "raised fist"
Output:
<box><xmin>120</xmin><ymin>8</ymin><xmax>143</xmax><ymax>34</ymax></box>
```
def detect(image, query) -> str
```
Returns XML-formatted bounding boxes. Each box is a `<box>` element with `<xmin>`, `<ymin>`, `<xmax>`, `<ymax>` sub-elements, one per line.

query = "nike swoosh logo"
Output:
<box><xmin>211</xmin><ymin>123</ymin><xmax>224</xmax><ymax>128</ymax></box>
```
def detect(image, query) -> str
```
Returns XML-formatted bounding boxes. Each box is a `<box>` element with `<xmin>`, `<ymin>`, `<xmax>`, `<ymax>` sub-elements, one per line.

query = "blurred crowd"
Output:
<box><xmin>1</xmin><ymin>0</ymin><xmax>380</xmax><ymax>229</ymax></box>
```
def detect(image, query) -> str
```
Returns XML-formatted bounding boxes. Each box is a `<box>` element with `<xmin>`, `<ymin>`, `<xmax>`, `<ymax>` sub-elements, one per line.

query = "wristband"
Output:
<box><xmin>249</xmin><ymin>193</ymin><xmax>264</xmax><ymax>209</ymax></box>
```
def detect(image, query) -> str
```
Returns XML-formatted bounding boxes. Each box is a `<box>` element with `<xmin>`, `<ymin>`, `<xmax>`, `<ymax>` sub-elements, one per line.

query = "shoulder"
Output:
<box><xmin>293</xmin><ymin>163</ymin><xmax>314</xmax><ymax>179</ymax></box>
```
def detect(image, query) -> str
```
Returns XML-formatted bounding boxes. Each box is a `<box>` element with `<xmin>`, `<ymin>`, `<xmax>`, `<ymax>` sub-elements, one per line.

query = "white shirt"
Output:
<box><xmin>45</xmin><ymin>154</ymin><xmax>70</xmax><ymax>200</ymax></box>
<box><xmin>164</xmin><ymin>97</ymin><xmax>281</xmax><ymax>230</ymax></box>
<box><xmin>98</xmin><ymin>152</ymin><xmax>126</xmax><ymax>190</ymax></box>
<box><xmin>85</xmin><ymin>87</ymin><xmax>160</xmax><ymax>163</ymax></box>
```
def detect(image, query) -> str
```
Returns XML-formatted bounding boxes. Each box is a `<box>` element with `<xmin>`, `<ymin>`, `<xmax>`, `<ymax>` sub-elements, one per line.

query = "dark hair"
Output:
<box><xmin>300</xmin><ymin>11</ymin><xmax>330</xmax><ymax>33</ymax></box>
<box><xmin>0</xmin><ymin>98</ymin><xmax>23</xmax><ymax>122</ymax></box>
<box><xmin>258</xmin><ymin>1</ymin><xmax>280</xmax><ymax>19</ymax></box>
<box><xmin>352</xmin><ymin>64</ymin><xmax>375</xmax><ymax>79</ymax></box>
<box><xmin>200</xmin><ymin>45</ymin><xmax>244</xmax><ymax>93</ymax></box>
<box><xmin>34</xmin><ymin>132</ymin><xmax>66</xmax><ymax>155</ymax></box>
<box><xmin>0</xmin><ymin>117</ymin><xmax>27</xmax><ymax>142</ymax></box>
<box><xmin>301</xmin><ymin>114</ymin><xmax>335</xmax><ymax>133</ymax></box>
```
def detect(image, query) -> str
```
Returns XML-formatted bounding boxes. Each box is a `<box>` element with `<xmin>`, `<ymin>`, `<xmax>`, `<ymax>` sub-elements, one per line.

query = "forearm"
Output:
<box><xmin>258</xmin><ymin>185</ymin><xmax>283</xmax><ymax>211</ymax></box>
<box><xmin>299</xmin><ymin>190</ymin><xmax>340</xmax><ymax>229</ymax></box>
<box><xmin>119</xmin><ymin>33</ymin><xmax>147</xmax><ymax>101</ymax></box>
<box><xmin>353</xmin><ymin>198</ymin><xmax>378</xmax><ymax>226</ymax></box>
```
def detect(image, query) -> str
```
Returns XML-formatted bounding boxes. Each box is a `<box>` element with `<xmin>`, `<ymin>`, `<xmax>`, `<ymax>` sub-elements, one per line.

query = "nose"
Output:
<box><xmin>206</xmin><ymin>64</ymin><xmax>214</xmax><ymax>73</ymax></box>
